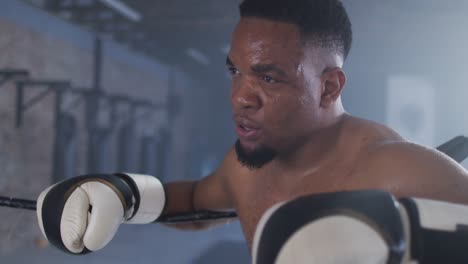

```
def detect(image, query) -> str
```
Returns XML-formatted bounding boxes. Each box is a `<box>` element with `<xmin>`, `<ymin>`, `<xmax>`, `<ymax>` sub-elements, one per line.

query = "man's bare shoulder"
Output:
<box><xmin>352</xmin><ymin>140</ymin><xmax>468</xmax><ymax>204</ymax></box>
<box><xmin>343</xmin><ymin>115</ymin><xmax>404</xmax><ymax>143</ymax></box>
<box><xmin>363</xmin><ymin>141</ymin><xmax>467</xmax><ymax>177</ymax></box>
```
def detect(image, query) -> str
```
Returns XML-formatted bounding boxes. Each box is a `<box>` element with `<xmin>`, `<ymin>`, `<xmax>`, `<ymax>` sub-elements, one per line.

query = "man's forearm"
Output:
<box><xmin>160</xmin><ymin>181</ymin><xmax>207</xmax><ymax>230</ymax></box>
<box><xmin>161</xmin><ymin>180</ymin><xmax>233</xmax><ymax>230</ymax></box>
<box><xmin>162</xmin><ymin>181</ymin><xmax>197</xmax><ymax>216</ymax></box>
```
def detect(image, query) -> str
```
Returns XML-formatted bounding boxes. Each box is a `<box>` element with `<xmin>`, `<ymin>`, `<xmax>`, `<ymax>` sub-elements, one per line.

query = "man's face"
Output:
<box><xmin>228</xmin><ymin>18</ymin><xmax>325</xmax><ymax>168</ymax></box>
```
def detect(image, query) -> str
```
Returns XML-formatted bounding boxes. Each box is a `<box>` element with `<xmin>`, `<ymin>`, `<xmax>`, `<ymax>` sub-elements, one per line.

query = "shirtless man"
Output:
<box><xmin>36</xmin><ymin>0</ymin><xmax>468</xmax><ymax>259</ymax></box>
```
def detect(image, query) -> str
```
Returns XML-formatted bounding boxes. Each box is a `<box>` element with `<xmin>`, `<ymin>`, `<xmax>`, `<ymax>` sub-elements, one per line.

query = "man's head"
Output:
<box><xmin>229</xmin><ymin>0</ymin><xmax>352</xmax><ymax>169</ymax></box>
<box><xmin>239</xmin><ymin>0</ymin><xmax>352</xmax><ymax>61</ymax></box>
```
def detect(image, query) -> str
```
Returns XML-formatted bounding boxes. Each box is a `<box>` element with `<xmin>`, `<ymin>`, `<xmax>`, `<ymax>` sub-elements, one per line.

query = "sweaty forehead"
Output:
<box><xmin>230</xmin><ymin>18</ymin><xmax>304</xmax><ymax>68</ymax></box>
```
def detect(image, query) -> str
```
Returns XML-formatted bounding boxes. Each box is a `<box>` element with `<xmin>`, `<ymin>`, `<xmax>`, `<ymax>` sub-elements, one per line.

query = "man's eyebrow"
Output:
<box><xmin>226</xmin><ymin>57</ymin><xmax>287</xmax><ymax>78</ymax></box>
<box><xmin>250</xmin><ymin>63</ymin><xmax>287</xmax><ymax>77</ymax></box>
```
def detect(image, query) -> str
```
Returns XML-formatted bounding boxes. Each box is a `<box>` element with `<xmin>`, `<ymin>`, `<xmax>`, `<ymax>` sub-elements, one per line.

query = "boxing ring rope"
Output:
<box><xmin>0</xmin><ymin>196</ymin><xmax>238</xmax><ymax>223</ymax></box>
<box><xmin>0</xmin><ymin>196</ymin><xmax>36</xmax><ymax>211</ymax></box>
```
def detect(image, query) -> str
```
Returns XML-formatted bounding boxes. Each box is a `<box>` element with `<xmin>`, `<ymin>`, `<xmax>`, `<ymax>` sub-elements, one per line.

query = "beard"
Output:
<box><xmin>235</xmin><ymin>139</ymin><xmax>277</xmax><ymax>169</ymax></box>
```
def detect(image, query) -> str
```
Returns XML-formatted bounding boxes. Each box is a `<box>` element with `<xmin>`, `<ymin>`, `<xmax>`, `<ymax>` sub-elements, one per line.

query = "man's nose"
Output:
<box><xmin>231</xmin><ymin>80</ymin><xmax>262</xmax><ymax>113</ymax></box>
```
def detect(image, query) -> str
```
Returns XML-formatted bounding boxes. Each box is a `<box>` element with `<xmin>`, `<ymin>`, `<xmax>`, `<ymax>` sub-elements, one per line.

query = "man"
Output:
<box><xmin>37</xmin><ymin>0</ymin><xmax>468</xmax><ymax>258</ymax></box>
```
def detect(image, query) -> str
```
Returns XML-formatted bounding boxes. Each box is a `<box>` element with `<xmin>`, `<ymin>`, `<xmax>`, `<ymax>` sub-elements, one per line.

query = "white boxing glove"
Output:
<box><xmin>252</xmin><ymin>190</ymin><xmax>407</xmax><ymax>264</ymax></box>
<box><xmin>36</xmin><ymin>173</ymin><xmax>165</xmax><ymax>254</ymax></box>
<box><xmin>252</xmin><ymin>190</ymin><xmax>468</xmax><ymax>264</ymax></box>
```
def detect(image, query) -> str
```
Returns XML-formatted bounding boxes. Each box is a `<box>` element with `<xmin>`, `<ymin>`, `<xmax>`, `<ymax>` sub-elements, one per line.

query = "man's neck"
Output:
<box><xmin>275</xmin><ymin>111</ymin><xmax>349</xmax><ymax>174</ymax></box>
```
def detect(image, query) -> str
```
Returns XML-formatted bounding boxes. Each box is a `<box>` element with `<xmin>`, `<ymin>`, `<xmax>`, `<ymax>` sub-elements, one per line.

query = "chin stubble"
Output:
<box><xmin>234</xmin><ymin>140</ymin><xmax>276</xmax><ymax>170</ymax></box>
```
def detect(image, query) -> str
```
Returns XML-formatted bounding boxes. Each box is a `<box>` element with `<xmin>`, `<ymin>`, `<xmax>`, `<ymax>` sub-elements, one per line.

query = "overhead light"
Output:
<box><xmin>186</xmin><ymin>48</ymin><xmax>211</xmax><ymax>65</ymax></box>
<box><xmin>97</xmin><ymin>0</ymin><xmax>142</xmax><ymax>22</ymax></box>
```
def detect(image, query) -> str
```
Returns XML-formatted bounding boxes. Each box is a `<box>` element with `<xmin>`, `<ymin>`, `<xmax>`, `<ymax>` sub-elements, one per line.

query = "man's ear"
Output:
<box><xmin>319</xmin><ymin>67</ymin><xmax>347</xmax><ymax>108</ymax></box>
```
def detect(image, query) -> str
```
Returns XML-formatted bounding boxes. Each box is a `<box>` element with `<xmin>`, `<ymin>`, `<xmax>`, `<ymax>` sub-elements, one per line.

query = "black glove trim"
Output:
<box><xmin>114</xmin><ymin>173</ymin><xmax>141</xmax><ymax>221</ymax></box>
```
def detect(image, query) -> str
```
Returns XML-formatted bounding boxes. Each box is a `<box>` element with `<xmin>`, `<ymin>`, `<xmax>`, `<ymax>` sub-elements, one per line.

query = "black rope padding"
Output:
<box><xmin>157</xmin><ymin>210</ymin><xmax>238</xmax><ymax>223</ymax></box>
<box><xmin>436</xmin><ymin>135</ymin><xmax>468</xmax><ymax>163</ymax></box>
<box><xmin>0</xmin><ymin>196</ymin><xmax>37</xmax><ymax>210</ymax></box>
<box><xmin>0</xmin><ymin>196</ymin><xmax>238</xmax><ymax>223</ymax></box>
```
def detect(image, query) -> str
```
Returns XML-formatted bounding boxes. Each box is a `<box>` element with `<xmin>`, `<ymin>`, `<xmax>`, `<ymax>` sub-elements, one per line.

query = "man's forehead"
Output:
<box><xmin>229</xmin><ymin>18</ymin><xmax>304</xmax><ymax>65</ymax></box>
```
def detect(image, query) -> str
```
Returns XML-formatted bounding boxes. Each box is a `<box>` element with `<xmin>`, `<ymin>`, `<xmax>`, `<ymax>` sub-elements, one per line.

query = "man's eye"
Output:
<box><xmin>228</xmin><ymin>67</ymin><xmax>240</xmax><ymax>76</ymax></box>
<box><xmin>262</xmin><ymin>75</ymin><xmax>277</xmax><ymax>84</ymax></box>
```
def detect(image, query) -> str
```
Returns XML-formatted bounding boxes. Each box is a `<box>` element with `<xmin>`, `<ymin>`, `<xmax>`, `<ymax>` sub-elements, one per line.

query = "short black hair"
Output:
<box><xmin>239</xmin><ymin>0</ymin><xmax>352</xmax><ymax>60</ymax></box>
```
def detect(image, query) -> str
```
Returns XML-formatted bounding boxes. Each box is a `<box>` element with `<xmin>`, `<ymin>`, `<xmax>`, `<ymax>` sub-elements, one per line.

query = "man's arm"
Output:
<box><xmin>354</xmin><ymin>141</ymin><xmax>468</xmax><ymax>204</ymax></box>
<box><xmin>161</xmin><ymin>148</ymin><xmax>237</xmax><ymax>229</ymax></box>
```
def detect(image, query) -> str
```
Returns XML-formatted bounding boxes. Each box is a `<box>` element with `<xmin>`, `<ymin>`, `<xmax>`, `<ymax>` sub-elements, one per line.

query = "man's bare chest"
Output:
<box><xmin>232</xmin><ymin>162</ymin><xmax>357</xmax><ymax>248</ymax></box>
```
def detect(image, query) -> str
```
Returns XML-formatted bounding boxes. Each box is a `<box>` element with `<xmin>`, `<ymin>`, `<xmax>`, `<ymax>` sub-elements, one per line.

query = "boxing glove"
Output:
<box><xmin>253</xmin><ymin>190</ymin><xmax>468</xmax><ymax>264</ymax></box>
<box><xmin>36</xmin><ymin>173</ymin><xmax>165</xmax><ymax>254</ymax></box>
<box><xmin>252</xmin><ymin>190</ymin><xmax>407</xmax><ymax>264</ymax></box>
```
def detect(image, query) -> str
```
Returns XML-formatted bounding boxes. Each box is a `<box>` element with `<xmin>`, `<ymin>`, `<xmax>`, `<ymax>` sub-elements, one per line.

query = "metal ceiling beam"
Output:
<box><xmin>97</xmin><ymin>0</ymin><xmax>141</xmax><ymax>22</ymax></box>
<box><xmin>40</xmin><ymin>0</ymin><xmax>235</xmax><ymax>76</ymax></box>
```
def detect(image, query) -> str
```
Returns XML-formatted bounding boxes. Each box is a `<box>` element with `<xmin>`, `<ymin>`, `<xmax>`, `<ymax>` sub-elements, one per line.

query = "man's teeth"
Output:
<box><xmin>241</xmin><ymin>125</ymin><xmax>252</xmax><ymax>131</ymax></box>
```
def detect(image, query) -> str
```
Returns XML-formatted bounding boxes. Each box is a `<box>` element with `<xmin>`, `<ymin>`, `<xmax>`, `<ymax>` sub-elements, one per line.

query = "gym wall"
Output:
<box><xmin>0</xmin><ymin>0</ymin><xmax>191</xmax><ymax>255</ymax></box>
